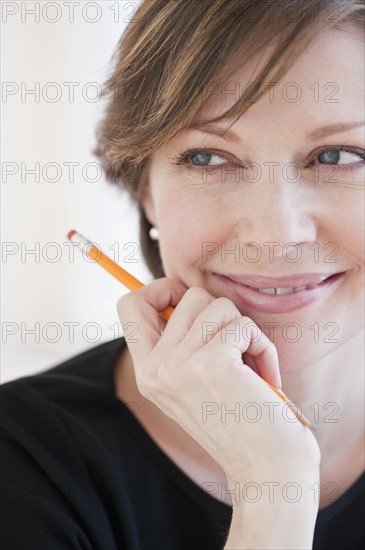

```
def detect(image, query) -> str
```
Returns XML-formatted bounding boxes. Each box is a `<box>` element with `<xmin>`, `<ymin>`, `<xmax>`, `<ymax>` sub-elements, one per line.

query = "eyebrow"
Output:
<box><xmin>185</xmin><ymin>120</ymin><xmax>365</xmax><ymax>142</ymax></box>
<box><xmin>307</xmin><ymin>121</ymin><xmax>365</xmax><ymax>141</ymax></box>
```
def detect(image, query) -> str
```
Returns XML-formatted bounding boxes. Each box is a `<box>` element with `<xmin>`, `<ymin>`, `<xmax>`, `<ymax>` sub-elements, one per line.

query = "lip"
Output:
<box><xmin>213</xmin><ymin>271</ymin><xmax>343</xmax><ymax>289</ymax></box>
<box><xmin>212</xmin><ymin>271</ymin><xmax>347</xmax><ymax>313</ymax></box>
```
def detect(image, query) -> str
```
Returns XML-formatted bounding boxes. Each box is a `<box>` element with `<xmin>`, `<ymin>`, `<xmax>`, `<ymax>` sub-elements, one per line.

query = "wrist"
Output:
<box><xmin>224</xmin><ymin>499</ymin><xmax>317</xmax><ymax>550</ymax></box>
<box><xmin>222</xmin><ymin>471</ymin><xmax>320</xmax><ymax>550</ymax></box>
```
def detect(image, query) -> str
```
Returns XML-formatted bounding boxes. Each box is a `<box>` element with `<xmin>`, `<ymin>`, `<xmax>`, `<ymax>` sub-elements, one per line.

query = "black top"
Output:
<box><xmin>1</xmin><ymin>337</ymin><xmax>364</xmax><ymax>549</ymax></box>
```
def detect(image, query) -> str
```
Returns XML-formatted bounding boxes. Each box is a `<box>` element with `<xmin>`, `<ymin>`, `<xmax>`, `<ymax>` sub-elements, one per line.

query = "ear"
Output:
<box><xmin>140</xmin><ymin>171</ymin><xmax>157</xmax><ymax>227</ymax></box>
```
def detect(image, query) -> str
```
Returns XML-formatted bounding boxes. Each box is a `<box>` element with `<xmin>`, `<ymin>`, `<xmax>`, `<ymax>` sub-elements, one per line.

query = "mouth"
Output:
<box><xmin>211</xmin><ymin>271</ymin><xmax>347</xmax><ymax>314</ymax></box>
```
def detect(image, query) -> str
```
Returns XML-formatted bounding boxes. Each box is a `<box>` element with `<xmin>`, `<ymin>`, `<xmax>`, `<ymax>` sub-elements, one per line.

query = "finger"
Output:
<box><xmin>241</xmin><ymin>351</ymin><xmax>260</xmax><ymax>376</ymax></box>
<box><xmin>116</xmin><ymin>277</ymin><xmax>188</xmax><ymax>364</ymax></box>
<box><xmin>178</xmin><ymin>296</ymin><xmax>242</xmax><ymax>353</ymax></box>
<box><xmin>156</xmin><ymin>286</ymin><xmax>216</xmax><ymax>350</ymax></box>
<box><xmin>207</xmin><ymin>316</ymin><xmax>282</xmax><ymax>389</ymax></box>
<box><xmin>244</xmin><ymin>330</ymin><xmax>281</xmax><ymax>389</ymax></box>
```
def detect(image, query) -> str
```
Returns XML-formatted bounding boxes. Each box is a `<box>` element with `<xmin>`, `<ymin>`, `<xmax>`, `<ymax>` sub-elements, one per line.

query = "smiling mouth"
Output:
<box><xmin>247</xmin><ymin>272</ymin><xmax>342</xmax><ymax>295</ymax></box>
<box><xmin>211</xmin><ymin>271</ymin><xmax>347</xmax><ymax>313</ymax></box>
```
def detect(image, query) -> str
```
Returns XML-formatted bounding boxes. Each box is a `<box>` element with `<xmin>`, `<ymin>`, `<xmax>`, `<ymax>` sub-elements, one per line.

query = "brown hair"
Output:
<box><xmin>93</xmin><ymin>0</ymin><xmax>364</xmax><ymax>279</ymax></box>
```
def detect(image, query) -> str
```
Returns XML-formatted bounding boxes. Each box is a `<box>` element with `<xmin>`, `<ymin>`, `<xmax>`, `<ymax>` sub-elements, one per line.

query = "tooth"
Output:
<box><xmin>275</xmin><ymin>287</ymin><xmax>294</xmax><ymax>295</ymax></box>
<box><xmin>256</xmin><ymin>286</ymin><xmax>311</xmax><ymax>295</ymax></box>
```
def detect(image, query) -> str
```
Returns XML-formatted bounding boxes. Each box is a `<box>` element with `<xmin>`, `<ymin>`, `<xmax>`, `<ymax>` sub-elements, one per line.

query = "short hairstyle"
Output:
<box><xmin>93</xmin><ymin>0</ymin><xmax>364</xmax><ymax>278</ymax></box>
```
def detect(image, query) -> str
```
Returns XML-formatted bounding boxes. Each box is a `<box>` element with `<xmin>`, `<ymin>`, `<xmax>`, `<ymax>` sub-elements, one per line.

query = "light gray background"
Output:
<box><xmin>1</xmin><ymin>1</ymin><xmax>153</xmax><ymax>382</ymax></box>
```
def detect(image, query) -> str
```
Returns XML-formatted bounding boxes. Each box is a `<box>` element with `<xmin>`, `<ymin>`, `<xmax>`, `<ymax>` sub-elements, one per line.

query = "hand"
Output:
<box><xmin>117</xmin><ymin>277</ymin><xmax>321</xmax><ymax>482</ymax></box>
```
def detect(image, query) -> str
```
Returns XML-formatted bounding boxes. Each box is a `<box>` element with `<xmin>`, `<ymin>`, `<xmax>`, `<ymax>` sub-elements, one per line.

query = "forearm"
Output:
<box><xmin>223</xmin><ymin>473</ymin><xmax>319</xmax><ymax>550</ymax></box>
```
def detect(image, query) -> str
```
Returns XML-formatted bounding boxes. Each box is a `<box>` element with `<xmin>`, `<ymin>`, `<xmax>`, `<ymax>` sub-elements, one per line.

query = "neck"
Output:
<box><xmin>281</xmin><ymin>329</ymin><xmax>365</xmax><ymax>467</ymax></box>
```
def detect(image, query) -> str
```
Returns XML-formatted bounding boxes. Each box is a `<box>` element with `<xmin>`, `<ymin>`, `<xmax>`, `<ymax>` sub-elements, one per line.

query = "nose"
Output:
<box><xmin>237</xmin><ymin>175</ymin><xmax>318</xmax><ymax>260</ymax></box>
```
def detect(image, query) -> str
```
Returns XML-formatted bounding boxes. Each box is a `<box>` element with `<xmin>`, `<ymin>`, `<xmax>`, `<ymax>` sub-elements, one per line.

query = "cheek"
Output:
<box><xmin>354</xmin><ymin>213</ymin><xmax>364</xmax><ymax>264</ymax></box>
<box><xmin>156</xmin><ymin>190</ymin><xmax>230</xmax><ymax>267</ymax></box>
<box><xmin>334</xmin><ymin>198</ymin><xmax>365</xmax><ymax>264</ymax></box>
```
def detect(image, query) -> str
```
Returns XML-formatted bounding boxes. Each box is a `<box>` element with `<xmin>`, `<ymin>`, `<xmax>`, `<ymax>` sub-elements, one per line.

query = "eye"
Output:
<box><xmin>172</xmin><ymin>146</ymin><xmax>365</xmax><ymax>172</ymax></box>
<box><xmin>172</xmin><ymin>148</ymin><xmax>228</xmax><ymax>168</ymax></box>
<box><xmin>313</xmin><ymin>146</ymin><xmax>365</xmax><ymax>169</ymax></box>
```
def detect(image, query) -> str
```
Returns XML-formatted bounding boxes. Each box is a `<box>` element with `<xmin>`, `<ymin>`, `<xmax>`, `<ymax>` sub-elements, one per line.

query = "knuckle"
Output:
<box><xmin>213</xmin><ymin>296</ymin><xmax>235</xmax><ymax>310</ymax></box>
<box><xmin>150</xmin><ymin>276</ymin><xmax>169</xmax><ymax>289</ymax></box>
<box><xmin>116</xmin><ymin>297</ymin><xmax>123</xmax><ymax>313</ymax></box>
<box><xmin>184</xmin><ymin>286</ymin><xmax>214</xmax><ymax>300</ymax></box>
<box><xmin>240</xmin><ymin>315</ymin><xmax>253</xmax><ymax>323</ymax></box>
<box><xmin>241</xmin><ymin>316</ymin><xmax>259</xmax><ymax>329</ymax></box>
<box><xmin>116</xmin><ymin>290</ymin><xmax>140</xmax><ymax>313</ymax></box>
<box><xmin>116</xmin><ymin>293</ymin><xmax>131</xmax><ymax>310</ymax></box>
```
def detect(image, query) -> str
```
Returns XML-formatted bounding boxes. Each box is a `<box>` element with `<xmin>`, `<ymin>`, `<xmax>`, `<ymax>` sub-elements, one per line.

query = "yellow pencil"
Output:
<box><xmin>67</xmin><ymin>229</ymin><xmax>315</xmax><ymax>432</ymax></box>
<box><xmin>67</xmin><ymin>229</ymin><xmax>174</xmax><ymax>319</ymax></box>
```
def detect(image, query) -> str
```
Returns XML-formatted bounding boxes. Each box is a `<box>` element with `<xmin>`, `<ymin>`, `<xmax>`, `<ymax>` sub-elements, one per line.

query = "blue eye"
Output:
<box><xmin>172</xmin><ymin>146</ymin><xmax>365</xmax><ymax>172</ymax></box>
<box><xmin>315</xmin><ymin>148</ymin><xmax>365</xmax><ymax>168</ymax></box>
<box><xmin>172</xmin><ymin>149</ymin><xmax>228</xmax><ymax>167</ymax></box>
<box><xmin>186</xmin><ymin>151</ymin><xmax>226</xmax><ymax>167</ymax></box>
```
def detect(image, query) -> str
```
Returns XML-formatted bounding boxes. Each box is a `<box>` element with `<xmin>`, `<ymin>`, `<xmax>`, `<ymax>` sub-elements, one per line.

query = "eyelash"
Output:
<box><xmin>171</xmin><ymin>146</ymin><xmax>365</xmax><ymax>172</ymax></box>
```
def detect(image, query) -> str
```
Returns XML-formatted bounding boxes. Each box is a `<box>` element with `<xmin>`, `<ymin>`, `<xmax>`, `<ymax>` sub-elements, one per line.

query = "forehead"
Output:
<box><xmin>198</xmin><ymin>30</ymin><xmax>364</xmax><ymax>125</ymax></box>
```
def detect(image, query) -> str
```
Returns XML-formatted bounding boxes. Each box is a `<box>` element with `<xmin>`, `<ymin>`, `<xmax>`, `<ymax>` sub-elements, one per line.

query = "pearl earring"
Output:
<box><xmin>149</xmin><ymin>226</ymin><xmax>160</xmax><ymax>241</ymax></box>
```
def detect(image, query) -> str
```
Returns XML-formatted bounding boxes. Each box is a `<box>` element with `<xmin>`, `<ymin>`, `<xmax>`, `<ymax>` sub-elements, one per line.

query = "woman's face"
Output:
<box><xmin>142</xmin><ymin>29</ymin><xmax>364</xmax><ymax>373</ymax></box>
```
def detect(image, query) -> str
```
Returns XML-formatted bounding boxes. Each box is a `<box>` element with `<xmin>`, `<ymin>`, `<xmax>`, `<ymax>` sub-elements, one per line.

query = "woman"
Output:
<box><xmin>2</xmin><ymin>1</ymin><xmax>364</xmax><ymax>548</ymax></box>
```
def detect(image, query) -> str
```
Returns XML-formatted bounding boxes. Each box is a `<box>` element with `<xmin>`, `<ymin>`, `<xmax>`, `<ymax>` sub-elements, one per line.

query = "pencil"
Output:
<box><xmin>67</xmin><ymin>229</ymin><xmax>315</xmax><ymax>432</ymax></box>
<box><xmin>67</xmin><ymin>229</ymin><xmax>174</xmax><ymax>319</ymax></box>
<box><xmin>265</xmin><ymin>382</ymin><xmax>315</xmax><ymax>431</ymax></box>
